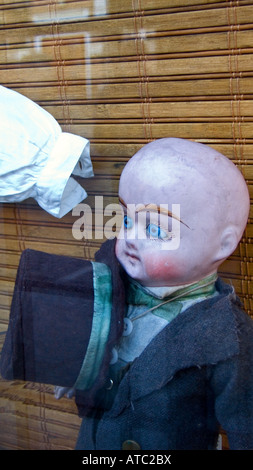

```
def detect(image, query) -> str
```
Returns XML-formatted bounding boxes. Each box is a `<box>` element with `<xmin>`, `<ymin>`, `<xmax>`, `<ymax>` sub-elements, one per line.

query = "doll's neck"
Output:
<box><xmin>134</xmin><ymin>272</ymin><xmax>218</xmax><ymax>300</ymax></box>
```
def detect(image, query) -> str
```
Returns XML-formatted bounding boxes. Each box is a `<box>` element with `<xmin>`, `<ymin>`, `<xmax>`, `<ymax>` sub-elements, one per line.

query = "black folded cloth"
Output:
<box><xmin>0</xmin><ymin>239</ymin><xmax>125</xmax><ymax>416</ymax></box>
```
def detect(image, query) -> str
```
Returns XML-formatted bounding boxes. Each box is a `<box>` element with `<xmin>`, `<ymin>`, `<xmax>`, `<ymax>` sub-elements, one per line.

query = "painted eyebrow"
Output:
<box><xmin>119</xmin><ymin>197</ymin><xmax>190</xmax><ymax>229</ymax></box>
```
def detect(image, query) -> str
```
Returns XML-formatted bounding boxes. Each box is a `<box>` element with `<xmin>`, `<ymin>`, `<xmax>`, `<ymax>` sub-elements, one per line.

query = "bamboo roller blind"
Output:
<box><xmin>0</xmin><ymin>0</ymin><xmax>252</xmax><ymax>450</ymax></box>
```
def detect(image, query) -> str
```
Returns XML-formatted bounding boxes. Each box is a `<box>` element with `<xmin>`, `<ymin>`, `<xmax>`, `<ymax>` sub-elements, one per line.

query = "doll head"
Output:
<box><xmin>115</xmin><ymin>138</ymin><xmax>250</xmax><ymax>287</ymax></box>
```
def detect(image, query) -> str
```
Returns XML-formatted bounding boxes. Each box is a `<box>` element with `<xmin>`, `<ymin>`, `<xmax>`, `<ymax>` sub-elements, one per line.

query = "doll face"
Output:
<box><xmin>115</xmin><ymin>165</ymin><xmax>221</xmax><ymax>287</ymax></box>
<box><xmin>115</xmin><ymin>138</ymin><xmax>249</xmax><ymax>287</ymax></box>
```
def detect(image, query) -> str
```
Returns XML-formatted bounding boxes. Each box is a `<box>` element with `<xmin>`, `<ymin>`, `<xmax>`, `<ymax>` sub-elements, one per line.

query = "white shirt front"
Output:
<box><xmin>0</xmin><ymin>85</ymin><xmax>93</xmax><ymax>217</ymax></box>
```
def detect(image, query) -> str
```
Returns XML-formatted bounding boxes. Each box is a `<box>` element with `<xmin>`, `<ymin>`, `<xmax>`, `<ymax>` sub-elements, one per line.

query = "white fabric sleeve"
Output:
<box><xmin>0</xmin><ymin>85</ymin><xmax>93</xmax><ymax>218</ymax></box>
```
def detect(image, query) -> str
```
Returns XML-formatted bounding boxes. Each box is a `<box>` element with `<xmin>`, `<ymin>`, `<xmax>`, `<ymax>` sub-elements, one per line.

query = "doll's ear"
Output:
<box><xmin>215</xmin><ymin>226</ymin><xmax>239</xmax><ymax>263</ymax></box>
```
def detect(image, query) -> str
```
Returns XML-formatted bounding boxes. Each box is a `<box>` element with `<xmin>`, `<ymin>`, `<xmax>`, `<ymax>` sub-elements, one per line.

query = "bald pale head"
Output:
<box><xmin>120</xmin><ymin>138</ymin><xmax>249</xmax><ymax>244</ymax></box>
<box><xmin>116</xmin><ymin>138</ymin><xmax>250</xmax><ymax>287</ymax></box>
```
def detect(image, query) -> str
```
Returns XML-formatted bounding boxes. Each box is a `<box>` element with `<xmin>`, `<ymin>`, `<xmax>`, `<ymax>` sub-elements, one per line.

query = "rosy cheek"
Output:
<box><xmin>143</xmin><ymin>253</ymin><xmax>182</xmax><ymax>282</ymax></box>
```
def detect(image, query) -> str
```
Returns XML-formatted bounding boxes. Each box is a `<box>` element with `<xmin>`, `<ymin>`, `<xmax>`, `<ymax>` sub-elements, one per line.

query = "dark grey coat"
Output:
<box><xmin>2</xmin><ymin>241</ymin><xmax>252</xmax><ymax>450</ymax></box>
<box><xmin>77</xmin><ymin>279</ymin><xmax>253</xmax><ymax>450</ymax></box>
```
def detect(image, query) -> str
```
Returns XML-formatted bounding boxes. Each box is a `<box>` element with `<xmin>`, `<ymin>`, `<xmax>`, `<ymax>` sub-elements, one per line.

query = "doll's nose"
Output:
<box><xmin>125</xmin><ymin>236</ymin><xmax>139</xmax><ymax>251</ymax></box>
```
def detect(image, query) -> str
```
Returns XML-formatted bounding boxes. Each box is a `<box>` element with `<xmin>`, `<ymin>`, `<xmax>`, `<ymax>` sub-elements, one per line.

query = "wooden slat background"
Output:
<box><xmin>0</xmin><ymin>0</ymin><xmax>253</xmax><ymax>450</ymax></box>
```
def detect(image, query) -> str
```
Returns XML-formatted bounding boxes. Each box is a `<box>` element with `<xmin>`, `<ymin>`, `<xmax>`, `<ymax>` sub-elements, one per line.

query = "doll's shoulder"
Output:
<box><xmin>216</xmin><ymin>277</ymin><xmax>253</xmax><ymax>332</ymax></box>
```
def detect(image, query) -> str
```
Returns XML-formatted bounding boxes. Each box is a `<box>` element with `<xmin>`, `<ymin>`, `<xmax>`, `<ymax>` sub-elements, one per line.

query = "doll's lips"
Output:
<box><xmin>125</xmin><ymin>251</ymin><xmax>140</xmax><ymax>261</ymax></box>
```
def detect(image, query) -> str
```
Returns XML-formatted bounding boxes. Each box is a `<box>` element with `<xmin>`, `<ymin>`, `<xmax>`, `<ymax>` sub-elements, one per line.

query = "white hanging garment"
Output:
<box><xmin>0</xmin><ymin>85</ymin><xmax>93</xmax><ymax>218</ymax></box>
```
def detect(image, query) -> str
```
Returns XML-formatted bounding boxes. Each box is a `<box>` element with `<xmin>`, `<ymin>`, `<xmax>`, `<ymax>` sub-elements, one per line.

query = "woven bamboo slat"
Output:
<box><xmin>3</xmin><ymin>30</ymin><xmax>253</xmax><ymax>64</ymax></box>
<box><xmin>0</xmin><ymin>0</ymin><xmax>252</xmax><ymax>450</ymax></box>
<box><xmin>5</xmin><ymin>76</ymin><xmax>253</xmax><ymax>104</ymax></box>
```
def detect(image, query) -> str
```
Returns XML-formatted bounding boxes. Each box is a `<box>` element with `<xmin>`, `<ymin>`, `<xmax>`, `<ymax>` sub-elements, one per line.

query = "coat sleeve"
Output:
<box><xmin>209</xmin><ymin>308</ymin><xmax>253</xmax><ymax>450</ymax></box>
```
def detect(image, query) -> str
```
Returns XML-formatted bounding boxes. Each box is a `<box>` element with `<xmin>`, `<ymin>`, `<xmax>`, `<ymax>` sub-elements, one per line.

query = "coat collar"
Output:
<box><xmin>108</xmin><ymin>279</ymin><xmax>241</xmax><ymax>416</ymax></box>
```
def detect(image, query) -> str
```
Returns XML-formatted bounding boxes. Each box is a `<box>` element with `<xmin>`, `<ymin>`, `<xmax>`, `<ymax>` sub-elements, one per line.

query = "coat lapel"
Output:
<box><xmin>109</xmin><ymin>280</ymin><xmax>240</xmax><ymax>415</ymax></box>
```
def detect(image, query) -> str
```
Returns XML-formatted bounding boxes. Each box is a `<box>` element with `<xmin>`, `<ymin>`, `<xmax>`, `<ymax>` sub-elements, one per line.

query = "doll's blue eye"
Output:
<box><xmin>147</xmin><ymin>224</ymin><xmax>167</xmax><ymax>239</ymax></box>
<box><xmin>124</xmin><ymin>215</ymin><xmax>133</xmax><ymax>229</ymax></box>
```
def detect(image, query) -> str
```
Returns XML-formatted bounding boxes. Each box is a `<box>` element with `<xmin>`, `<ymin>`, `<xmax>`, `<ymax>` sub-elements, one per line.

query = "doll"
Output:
<box><xmin>76</xmin><ymin>138</ymin><xmax>253</xmax><ymax>450</ymax></box>
<box><xmin>2</xmin><ymin>138</ymin><xmax>253</xmax><ymax>450</ymax></box>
